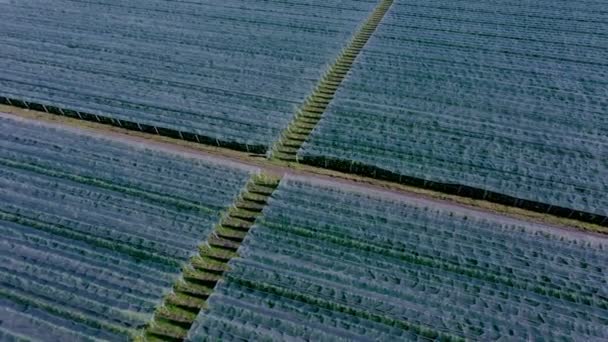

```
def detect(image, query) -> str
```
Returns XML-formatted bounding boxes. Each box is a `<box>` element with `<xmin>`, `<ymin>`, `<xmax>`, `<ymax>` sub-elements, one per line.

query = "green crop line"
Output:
<box><xmin>0</xmin><ymin>97</ymin><xmax>267</xmax><ymax>155</ymax></box>
<box><xmin>0</xmin><ymin>287</ymin><xmax>136</xmax><ymax>338</ymax></box>
<box><xmin>227</xmin><ymin>276</ymin><xmax>464</xmax><ymax>342</ymax></box>
<box><xmin>0</xmin><ymin>157</ymin><xmax>220</xmax><ymax>216</ymax></box>
<box><xmin>260</xmin><ymin>219</ymin><xmax>608</xmax><ymax>311</ymax></box>
<box><xmin>270</xmin><ymin>0</ymin><xmax>394</xmax><ymax>162</ymax></box>
<box><xmin>139</xmin><ymin>173</ymin><xmax>281</xmax><ymax>341</ymax></box>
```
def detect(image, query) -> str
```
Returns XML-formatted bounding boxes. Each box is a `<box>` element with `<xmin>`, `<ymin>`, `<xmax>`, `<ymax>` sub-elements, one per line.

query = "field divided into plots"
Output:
<box><xmin>299</xmin><ymin>0</ymin><xmax>608</xmax><ymax>223</ymax></box>
<box><xmin>0</xmin><ymin>116</ymin><xmax>252</xmax><ymax>340</ymax></box>
<box><xmin>188</xmin><ymin>177</ymin><xmax>608</xmax><ymax>341</ymax></box>
<box><xmin>0</xmin><ymin>0</ymin><xmax>376</xmax><ymax>153</ymax></box>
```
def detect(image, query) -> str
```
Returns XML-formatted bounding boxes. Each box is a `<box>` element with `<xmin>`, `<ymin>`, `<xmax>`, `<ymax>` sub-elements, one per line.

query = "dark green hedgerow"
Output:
<box><xmin>299</xmin><ymin>155</ymin><xmax>608</xmax><ymax>227</ymax></box>
<box><xmin>0</xmin><ymin>96</ymin><xmax>267</xmax><ymax>155</ymax></box>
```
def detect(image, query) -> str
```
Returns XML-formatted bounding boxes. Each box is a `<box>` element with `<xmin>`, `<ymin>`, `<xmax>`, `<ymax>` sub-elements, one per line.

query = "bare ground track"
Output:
<box><xmin>2</xmin><ymin>107</ymin><xmax>605</xmax><ymax>237</ymax></box>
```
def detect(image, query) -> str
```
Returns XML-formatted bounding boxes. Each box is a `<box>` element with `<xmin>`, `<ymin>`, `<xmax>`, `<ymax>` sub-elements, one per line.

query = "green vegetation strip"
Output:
<box><xmin>140</xmin><ymin>174</ymin><xmax>280</xmax><ymax>341</ymax></box>
<box><xmin>0</xmin><ymin>97</ymin><xmax>267</xmax><ymax>155</ymax></box>
<box><xmin>270</xmin><ymin>0</ymin><xmax>394</xmax><ymax>162</ymax></box>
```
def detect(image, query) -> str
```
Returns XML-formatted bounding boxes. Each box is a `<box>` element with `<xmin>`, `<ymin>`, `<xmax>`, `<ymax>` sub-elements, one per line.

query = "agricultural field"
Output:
<box><xmin>0</xmin><ymin>0</ymin><xmax>376</xmax><ymax>152</ymax></box>
<box><xmin>0</xmin><ymin>115</ymin><xmax>252</xmax><ymax>340</ymax></box>
<box><xmin>188</xmin><ymin>176</ymin><xmax>608</xmax><ymax>341</ymax></box>
<box><xmin>300</xmin><ymin>0</ymin><xmax>608</xmax><ymax>219</ymax></box>
<box><xmin>0</xmin><ymin>0</ymin><xmax>607</xmax><ymax>341</ymax></box>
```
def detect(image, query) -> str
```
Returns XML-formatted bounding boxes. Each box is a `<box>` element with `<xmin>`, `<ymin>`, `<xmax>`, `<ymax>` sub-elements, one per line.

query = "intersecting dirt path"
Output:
<box><xmin>2</xmin><ymin>107</ymin><xmax>606</xmax><ymax>238</ymax></box>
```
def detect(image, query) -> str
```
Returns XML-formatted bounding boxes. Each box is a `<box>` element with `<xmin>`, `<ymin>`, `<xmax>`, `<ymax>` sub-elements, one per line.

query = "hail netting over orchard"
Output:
<box><xmin>0</xmin><ymin>115</ymin><xmax>252</xmax><ymax>340</ymax></box>
<box><xmin>188</xmin><ymin>176</ymin><xmax>608</xmax><ymax>341</ymax></box>
<box><xmin>300</xmin><ymin>0</ymin><xmax>608</xmax><ymax>219</ymax></box>
<box><xmin>0</xmin><ymin>0</ymin><xmax>377</xmax><ymax>152</ymax></box>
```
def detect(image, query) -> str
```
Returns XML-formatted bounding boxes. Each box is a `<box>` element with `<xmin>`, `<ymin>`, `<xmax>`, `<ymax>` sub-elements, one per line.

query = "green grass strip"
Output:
<box><xmin>270</xmin><ymin>0</ymin><xmax>394</xmax><ymax>162</ymax></box>
<box><xmin>139</xmin><ymin>174</ymin><xmax>280</xmax><ymax>341</ymax></box>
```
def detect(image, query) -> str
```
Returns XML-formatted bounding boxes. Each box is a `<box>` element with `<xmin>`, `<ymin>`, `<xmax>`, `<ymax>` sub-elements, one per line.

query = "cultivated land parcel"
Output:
<box><xmin>0</xmin><ymin>115</ymin><xmax>252</xmax><ymax>340</ymax></box>
<box><xmin>189</xmin><ymin>177</ymin><xmax>608</xmax><ymax>341</ymax></box>
<box><xmin>300</xmin><ymin>0</ymin><xmax>608</xmax><ymax>221</ymax></box>
<box><xmin>0</xmin><ymin>0</ymin><xmax>375</xmax><ymax>151</ymax></box>
<box><xmin>0</xmin><ymin>0</ymin><xmax>607</xmax><ymax>341</ymax></box>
